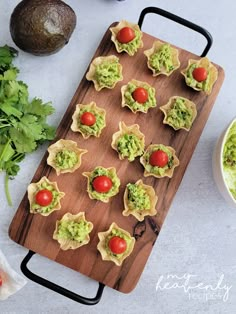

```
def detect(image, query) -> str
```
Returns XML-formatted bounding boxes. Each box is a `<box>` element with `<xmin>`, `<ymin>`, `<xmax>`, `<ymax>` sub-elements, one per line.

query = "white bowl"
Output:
<box><xmin>212</xmin><ymin>117</ymin><xmax>236</xmax><ymax>207</ymax></box>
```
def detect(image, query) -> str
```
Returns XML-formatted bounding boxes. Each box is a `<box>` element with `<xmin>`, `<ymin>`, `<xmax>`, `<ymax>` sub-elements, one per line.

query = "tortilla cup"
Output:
<box><xmin>111</xmin><ymin>121</ymin><xmax>145</xmax><ymax>161</ymax></box>
<box><xmin>121</xmin><ymin>79</ymin><xmax>156</xmax><ymax>113</ymax></box>
<box><xmin>47</xmin><ymin>139</ymin><xmax>87</xmax><ymax>175</ymax></box>
<box><xmin>86</xmin><ymin>55</ymin><xmax>123</xmax><ymax>91</ymax></box>
<box><xmin>123</xmin><ymin>179</ymin><xmax>158</xmax><ymax>221</ymax></box>
<box><xmin>27</xmin><ymin>176</ymin><xmax>65</xmax><ymax>216</ymax></box>
<box><xmin>181</xmin><ymin>57</ymin><xmax>218</xmax><ymax>95</ymax></box>
<box><xmin>140</xmin><ymin>144</ymin><xmax>179</xmax><ymax>178</ymax></box>
<box><xmin>144</xmin><ymin>41</ymin><xmax>180</xmax><ymax>76</ymax></box>
<box><xmin>110</xmin><ymin>20</ymin><xmax>143</xmax><ymax>56</ymax></box>
<box><xmin>82</xmin><ymin>166</ymin><xmax>120</xmax><ymax>203</ymax></box>
<box><xmin>53</xmin><ymin>212</ymin><xmax>93</xmax><ymax>250</ymax></box>
<box><xmin>160</xmin><ymin>96</ymin><xmax>197</xmax><ymax>131</ymax></box>
<box><xmin>97</xmin><ymin>222</ymin><xmax>135</xmax><ymax>266</ymax></box>
<box><xmin>71</xmin><ymin>102</ymin><xmax>106</xmax><ymax>139</ymax></box>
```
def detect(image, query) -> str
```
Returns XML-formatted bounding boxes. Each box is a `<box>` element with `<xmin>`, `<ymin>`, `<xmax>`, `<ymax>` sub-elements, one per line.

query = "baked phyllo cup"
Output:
<box><xmin>140</xmin><ymin>144</ymin><xmax>179</xmax><ymax>178</ymax></box>
<box><xmin>110</xmin><ymin>20</ymin><xmax>143</xmax><ymax>56</ymax></box>
<box><xmin>83</xmin><ymin>166</ymin><xmax>120</xmax><ymax>203</ymax></box>
<box><xmin>160</xmin><ymin>96</ymin><xmax>197</xmax><ymax>131</ymax></box>
<box><xmin>97</xmin><ymin>222</ymin><xmax>135</xmax><ymax>266</ymax></box>
<box><xmin>111</xmin><ymin>121</ymin><xmax>145</xmax><ymax>161</ymax></box>
<box><xmin>28</xmin><ymin>176</ymin><xmax>65</xmax><ymax>216</ymax></box>
<box><xmin>123</xmin><ymin>179</ymin><xmax>158</xmax><ymax>221</ymax></box>
<box><xmin>121</xmin><ymin>79</ymin><xmax>156</xmax><ymax>113</ymax></box>
<box><xmin>144</xmin><ymin>41</ymin><xmax>180</xmax><ymax>76</ymax></box>
<box><xmin>71</xmin><ymin>102</ymin><xmax>106</xmax><ymax>139</ymax></box>
<box><xmin>86</xmin><ymin>55</ymin><xmax>123</xmax><ymax>91</ymax></box>
<box><xmin>53</xmin><ymin>212</ymin><xmax>93</xmax><ymax>250</ymax></box>
<box><xmin>181</xmin><ymin>57</ymin><xmax>218</xmax><ymax>95</ymax></box>
<box><xmin>47</xmin><ymin>139</ymin><xmax>87</xmax><ymax>175</ymax></box>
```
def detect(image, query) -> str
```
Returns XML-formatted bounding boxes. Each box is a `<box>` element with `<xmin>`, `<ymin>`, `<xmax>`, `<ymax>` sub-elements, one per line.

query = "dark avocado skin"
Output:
<box><xmin>10</xmin><ymin>0</ymin><xmax>76</xmax><ymax>55</ymax></box>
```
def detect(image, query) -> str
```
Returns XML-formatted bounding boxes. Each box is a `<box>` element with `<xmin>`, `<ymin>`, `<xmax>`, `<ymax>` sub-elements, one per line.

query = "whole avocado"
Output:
<box><xmin>10</xmin><ymin>0</ymin><xmax>76</xmax><ymax>56</ymax></box>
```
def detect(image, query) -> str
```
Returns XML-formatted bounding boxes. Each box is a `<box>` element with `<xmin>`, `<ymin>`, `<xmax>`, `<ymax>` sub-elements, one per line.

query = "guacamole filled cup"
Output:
<box><xmin>181</xmin><ymin>57</ymin><xmax>218</xmax><ymax>95</ymax></box>
<box><xmin>144</xmin><ymin>40</ymin><xmax>180</xmax><ymax>76</ymax></box>
<box><xmin>110</xmin><ymin>20</ymin><xmax>143</xmax><ymax>56</ymax></box>
<box><xmin>86</xmin><ymin>55</ymin><xmax>123</xmax><ymax>91</ymax></box>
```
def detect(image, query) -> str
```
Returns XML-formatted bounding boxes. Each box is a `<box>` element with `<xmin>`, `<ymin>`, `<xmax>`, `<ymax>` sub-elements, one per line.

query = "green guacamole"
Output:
<box><xmin>143</xmin><ymin>144</ymin><xmax>174</xmax><ymax>176</ymax></box>
<box><xmin>149</xmin><ymin>44</ymin><xmax>174</xmax><ymax>73</ymax></box>
<box><xmin>127</xmin><ymin>183</ymin><xmax>151</xmax><ymax>211</ymax></box>
<box><xmin>185</xmin><ymin>63</ymin><xmax>210</xmax><ymax>92</ymax></box>
<box><xmin>165</xmin><ymin>97</ymin><xmax>193</xmax><ymax>129</ymax></box>
<box><xmin>32</xmin><ymin>182</ymin><xmax>60</xmax><ymax>214</ymax></box>
<box><xmin>124</xmin><ymin>82</ymin><xmax>156</xmax><ymax>112</ymax></box>
<box><xmin>89</xmin><ymin>167</ymin><xmax>120</xmax><ymax>202</ymax></box>
<box><xmin>95</xmin><ymin>59</ymin><xmax>122</xmax><ymax>89</ymax></box>
<box><xmin>77</xmin><ymin>107</ymin><xmax>105</xmax><ymax>137</ymax></box>
<box><xmin>57</xmin><ymin>219</ymin><xmax>90</xmax><ymax>242</ymax></box>
<box><xmin>116</xmin><ymin>30</ymin><xmax>142</xmax><ymax>55</ymax></box>
<box><xmin>223</xmin><ymin>121</ymin><xmax>236</xmax><ymax>199</ymax></box>
<box><xmin>117</xmin><ymin>133</ymin><xmax>144</xmax><ymax>161</ymax></box>
<box><xmin>54</xmin><ymin>149</ymin><xmax>78</xmax><ymax>170</ymax></box>
<box><xmin>105</xmin><ymin>228</ymin><xmax>132</xmax><ymax>257</ymax></box>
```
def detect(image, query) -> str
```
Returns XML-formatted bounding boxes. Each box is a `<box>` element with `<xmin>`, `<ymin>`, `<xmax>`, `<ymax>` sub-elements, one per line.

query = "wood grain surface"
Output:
<box><xmin>8</xmin><ymin>22</ymin><xmax>224</xmax><ymax>293</ymax></box>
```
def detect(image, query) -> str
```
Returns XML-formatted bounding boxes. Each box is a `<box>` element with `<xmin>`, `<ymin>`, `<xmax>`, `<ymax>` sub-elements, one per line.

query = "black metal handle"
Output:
<box><xmin>21</xmin><ymin>250</ymin><xmax>105</xmax><ymax>305</ymax></box>
<box><xmin>138</xmin><ymin>7</ymin><xmax>213</xmax><ymax>57</ymax></box>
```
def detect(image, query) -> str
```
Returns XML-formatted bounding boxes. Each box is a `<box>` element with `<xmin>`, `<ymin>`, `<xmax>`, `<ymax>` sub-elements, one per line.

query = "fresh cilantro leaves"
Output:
<box><xmin>0</xmin><ymin>45</ymin><xmax>18</xmax><ymax>71</ymax></box>
<box><xmin>0</xmin><ymin>45</ymin><xmax>55</xmax><ymax>205</ymax></box>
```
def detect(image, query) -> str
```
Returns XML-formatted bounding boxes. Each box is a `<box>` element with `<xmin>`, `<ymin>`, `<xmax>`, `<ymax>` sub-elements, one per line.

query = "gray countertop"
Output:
<box><xmin>1</xmin><ymin>0</ymin><xmax>235</xmax><ymax>313</ymax></box>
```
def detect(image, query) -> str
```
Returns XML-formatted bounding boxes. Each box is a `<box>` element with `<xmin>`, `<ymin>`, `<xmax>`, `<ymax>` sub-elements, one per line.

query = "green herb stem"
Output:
<box><xmin>0</xmin><ymin>124</ymin><xmax>11</xmax><ymax>128</ymax></box>
<box><xmin>4</xmin><ymin>173</ymin><xmax>12</xmax><ymax>206</ymax></box>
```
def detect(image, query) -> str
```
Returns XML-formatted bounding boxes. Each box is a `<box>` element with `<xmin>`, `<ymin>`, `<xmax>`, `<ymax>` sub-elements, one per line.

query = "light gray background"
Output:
<box><xmin>1</xmin><ymin>0</ymin><xmax>235</xmax><ymax>313</ymax></box>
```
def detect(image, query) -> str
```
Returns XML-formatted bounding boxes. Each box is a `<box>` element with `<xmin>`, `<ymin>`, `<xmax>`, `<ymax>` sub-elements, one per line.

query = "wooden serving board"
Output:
<box><xmin>9</xmin><ymin>22</ymin><xmax>224</xmax><ymax>293</ymax></box>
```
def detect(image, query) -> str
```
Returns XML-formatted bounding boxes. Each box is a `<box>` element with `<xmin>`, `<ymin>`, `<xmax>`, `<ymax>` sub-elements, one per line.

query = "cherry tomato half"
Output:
<box><xmin>92</xmin><ymin>175</ymin><xmax>112</xmax><ymax>193</ymax></box>
<box><xmin>117</xmin><ymin>27</ymin><xmax>135</xmax><ymax>44</ymax></box>
<box><xmin>35</xmin><ymin>189</ymin><xmax>53</xmax><ymax>206</ymax></box>
<box><xmin>80</xmin><ymin>112</ymin><xmax>96</xmax><ymax>126</ymax></box>
<box><xmin>132</xmin><ymin>87</ymin><xmax>148</xmax><ymax>104</ymax></box>
<box><xmin>149</xmin><ymin>150</ymin><xmax>168</xmax><ymax>168</ymax></box>
<box><xmin>192</xmin><ymin>67</ymin><xmax>207</xmax><ymax>82</ymax></box>
<box><xmin>108</xmin><ymin>236</ymin><xmax>127</xmax><ymax>254</ymax></box>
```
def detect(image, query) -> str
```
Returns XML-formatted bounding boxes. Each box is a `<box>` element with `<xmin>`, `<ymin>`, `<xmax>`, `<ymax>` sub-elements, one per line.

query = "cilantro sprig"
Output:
<box><xmin>0</xmin><ymin>45</ymin><xmax>55</xmax><ymax>205</ymax></box>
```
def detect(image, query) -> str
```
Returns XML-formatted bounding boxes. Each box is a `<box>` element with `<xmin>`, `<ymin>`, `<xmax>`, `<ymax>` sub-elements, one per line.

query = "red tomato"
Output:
<box><xmin>92</xmin><ymin>175</ymin><xmax>112</xmax><ymax>193</ymax></box>
<box><xmin>80</xmin><ymin>112</ymin><xmax>96</xmax><ymax>126</ymax></box>
<box><xmin>149</xmin><ymin>150</ymin><xmax>168</xmax><ymax>167</ymax></box>
<box><xmin>108</xmin><ymin>236</ymin><xmax>127</xmax><ymax>254</ymax></box>
<box><xmin>117</xmin><ymin>27</ymin><xmax>135</xmax><ymax>44</ymax></box>
<box><xmin>35</xmin><ymin>189</ymin><xmax>53</xmax><ymax>206</ymax></box>
<box><xmin>132</xmin><ymin>87</ymin><xmax>148</xmax><ymax>104</ymax></box>
<box><xmin>192</xmin><ymin>67</ymin><xmax>207</xmax><ymax>82</ymax></box>
<box><xmin>0</xmin><ymin>275</ymin><xmax>2</xmax><ymax>286</ymax></box>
